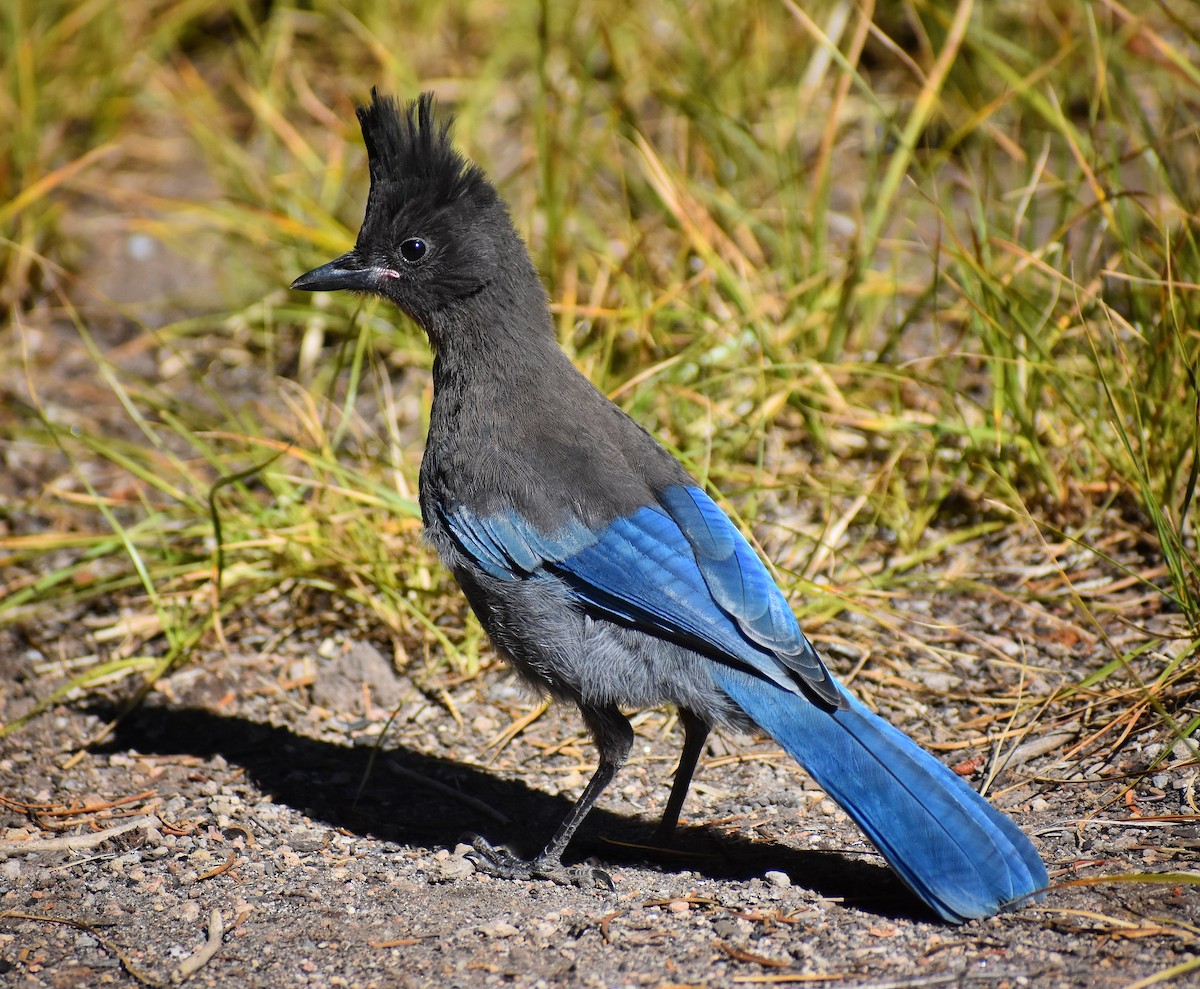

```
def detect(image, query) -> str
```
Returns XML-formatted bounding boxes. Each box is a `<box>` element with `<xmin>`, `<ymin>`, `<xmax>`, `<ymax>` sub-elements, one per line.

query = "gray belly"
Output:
<box><xmin>451</xmin><ymin>561</ymin><xmax>752</xmax><ymax>732</ymax></box>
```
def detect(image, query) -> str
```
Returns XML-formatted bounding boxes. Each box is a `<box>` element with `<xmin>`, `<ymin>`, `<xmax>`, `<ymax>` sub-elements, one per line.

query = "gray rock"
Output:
<box><xmin>312</xmin><ymin>639</ymin><xmax>404</xmax><ymax>713</ymax></box>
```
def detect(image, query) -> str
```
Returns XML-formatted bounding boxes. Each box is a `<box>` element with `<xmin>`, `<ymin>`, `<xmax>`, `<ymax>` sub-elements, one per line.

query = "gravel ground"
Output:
<box><xmin>2</xmin><ymin>608</ymin><xmax>1198</xmax><ymax>989</ymax></box>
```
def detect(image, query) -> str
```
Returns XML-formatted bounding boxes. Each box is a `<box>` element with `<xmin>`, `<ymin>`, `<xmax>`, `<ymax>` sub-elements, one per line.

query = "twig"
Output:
<box><xmin>719</xmin><ymin>940</ymin><xmax>794</xmax><ymax>968</ymax></box>
<box><xmin>173</xmin><ymin>909</ymin><xmax>224</xmax><ymax>983</ymax></box>
<box><xmin>0</xmin><ymin>814</ymin><xmax>158</xmax><ymax>858</ymax></box>
<box><xmin>598</xmin><ymin>909</ymin><xmax>622</xmax><ymax>943</ymax></box>
<box><xmin>197</xmin><ymin>851</ymin><xmax>238</xmax><ymax>881</ymax></box>
<box><xmin>483</xmin><ymin>699</ymin><xmax>550</xmax><ymax>763</ymax></box>
<box><xmin>37</xmin><ymin>789</ymin><xmax>158</xmax><ymax>818</ymax></box>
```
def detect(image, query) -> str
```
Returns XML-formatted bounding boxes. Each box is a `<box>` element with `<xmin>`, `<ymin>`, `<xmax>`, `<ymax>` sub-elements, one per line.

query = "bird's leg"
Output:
<box><xmin>652</xmin><ymin>708</ymin><xmax>709</xmax><ymax>844</ymax></box>
<box><xmin>466</xmin><ymin>703</ymin><xmax>632</xmax><ymax>888</ymax></box>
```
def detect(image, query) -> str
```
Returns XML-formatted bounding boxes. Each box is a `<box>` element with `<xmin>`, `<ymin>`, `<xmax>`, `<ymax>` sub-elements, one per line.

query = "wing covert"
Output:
<box><xmin>442</xmin><ymin>485</ymin><xmax>840</xmax><ymax>705</ymax></box>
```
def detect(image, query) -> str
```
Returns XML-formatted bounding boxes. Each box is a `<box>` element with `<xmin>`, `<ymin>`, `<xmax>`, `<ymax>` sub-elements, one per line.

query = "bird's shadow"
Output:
<box><xmin>92</xmin><ymin>704</ymin><xmax>934</xmax><ymax>923</ymax></box>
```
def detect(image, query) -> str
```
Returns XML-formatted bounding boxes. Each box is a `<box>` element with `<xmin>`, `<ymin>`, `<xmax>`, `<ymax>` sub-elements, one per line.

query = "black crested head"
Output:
<box><xmin>292</xmin><ymin>90</ymin><xmax>551</xmax><ymax>348</ymax></box>
<box><xmin>356</xmin><ymin>90</ymin><xmax>491</xmax><ymax>221</ymax></box>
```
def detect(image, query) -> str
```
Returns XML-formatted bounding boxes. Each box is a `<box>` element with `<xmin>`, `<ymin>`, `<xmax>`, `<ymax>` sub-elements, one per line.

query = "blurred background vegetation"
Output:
<box><xmin>1</xmin><ymin>0</ymin><xmax>1197</xmax><ymax>762</ymax></box>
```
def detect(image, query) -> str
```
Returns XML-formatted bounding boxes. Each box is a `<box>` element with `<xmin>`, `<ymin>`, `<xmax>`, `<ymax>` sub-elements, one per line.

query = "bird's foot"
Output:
<box><xmin>462</xmin><ymin>833</ymin><xmax>614</xmax><ymax>890</ymax></box>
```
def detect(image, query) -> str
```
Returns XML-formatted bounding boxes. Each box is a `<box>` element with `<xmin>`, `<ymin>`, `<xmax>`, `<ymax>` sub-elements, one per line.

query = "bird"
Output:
<box><xmin>291</xmin><ymin>90</ymin><xmax>1048</xmax><ymax>923</ymax></box>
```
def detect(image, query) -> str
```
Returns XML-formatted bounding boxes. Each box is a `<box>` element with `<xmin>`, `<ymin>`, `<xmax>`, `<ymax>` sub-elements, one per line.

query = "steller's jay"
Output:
<box><xmin>292</xmin><ymin>91</ymin><xmax>1048</xmax><ymax>923</ymax></box>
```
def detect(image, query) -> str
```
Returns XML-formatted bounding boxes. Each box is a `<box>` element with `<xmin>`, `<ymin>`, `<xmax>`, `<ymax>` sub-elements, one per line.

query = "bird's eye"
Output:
<box><xmin>399</xmin><ymin>237</ymin><xmax>428</xmax><ymax>264</ymax></box>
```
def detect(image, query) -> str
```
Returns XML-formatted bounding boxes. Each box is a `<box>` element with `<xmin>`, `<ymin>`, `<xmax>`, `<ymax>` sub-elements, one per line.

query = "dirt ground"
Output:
<box><xmin>1</xmin><ymin>583</ymin><xmax>1198</xmax><ymax>989</ymax></box>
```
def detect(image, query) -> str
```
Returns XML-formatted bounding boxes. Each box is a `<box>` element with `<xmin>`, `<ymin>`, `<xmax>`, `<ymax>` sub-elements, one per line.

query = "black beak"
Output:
<box><xmin>292</xmin><ymin>251</ymin><xmax>387</xmax><ymax>292</ymax></box>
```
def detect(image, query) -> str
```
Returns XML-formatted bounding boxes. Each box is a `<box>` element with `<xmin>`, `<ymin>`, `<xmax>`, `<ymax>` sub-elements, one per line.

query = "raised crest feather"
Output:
<box><xmin>355</xmin><ymin>89</ymin><xmax>493</xmax><ymax>212</ymax></box>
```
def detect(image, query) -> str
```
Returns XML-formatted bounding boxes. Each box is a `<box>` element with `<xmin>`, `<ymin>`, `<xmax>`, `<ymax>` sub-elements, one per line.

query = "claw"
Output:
<box><xmin>582</xmin><ymin>862</ymin><xmax>615</xmax><ymax>891</ymax></box>
<box><xmin>461</xmin><ymin>833</ymin><xmax>614</xmax><ymax>889</ymax></box>
<box><xmin>463</xmin><ymin>833</ymin><xmax>533</xmax><ymax>878</ymax></box>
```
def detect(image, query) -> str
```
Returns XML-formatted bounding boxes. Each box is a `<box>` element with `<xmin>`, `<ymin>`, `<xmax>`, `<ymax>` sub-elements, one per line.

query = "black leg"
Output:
<box><xmin>466</xmin><ymin>703</ymin><xmax>632</xmax><ymax>887</ymax></box>
<box><xmin>537</xmin><ymin>704</ymin><xmax>633</xmax><ymax>863</ymax></box>
<box><xmin>652</xmin><ymin>707</ymin><xmax>709</xmax><ymax>843</ymax></box>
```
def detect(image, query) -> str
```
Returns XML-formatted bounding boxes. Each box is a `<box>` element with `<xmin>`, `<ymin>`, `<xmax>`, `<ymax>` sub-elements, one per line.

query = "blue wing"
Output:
<box><xmin>444</xmin><ymin>484</ymin><xmax>840</xmax><ymax>705</ymax></box>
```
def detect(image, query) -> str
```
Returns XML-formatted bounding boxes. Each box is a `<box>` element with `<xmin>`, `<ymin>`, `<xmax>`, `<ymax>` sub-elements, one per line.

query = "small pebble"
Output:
<box><xmin>436</xmin><ymin>856</ymin><xmax>476</xmax><ymax>881</ymax></box>
<box><xmin>765</xmin><ymin>870</ymin><xmax>791</xmax><ymax>888</ymax></box>
<box><xmin>713</xmin><ymin>918</ymin><xmax>741</xmax><ymax>938</ymax></box>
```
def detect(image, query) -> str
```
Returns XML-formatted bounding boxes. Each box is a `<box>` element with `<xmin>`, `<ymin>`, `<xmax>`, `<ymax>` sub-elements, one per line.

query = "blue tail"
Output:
<box><xmin>712</xmin><ymin>665</ymin><xmax>1047</xmax><ymax>923</ymax></box>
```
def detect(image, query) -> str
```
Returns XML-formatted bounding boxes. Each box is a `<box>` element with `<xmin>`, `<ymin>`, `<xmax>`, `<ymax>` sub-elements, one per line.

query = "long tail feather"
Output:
<box><xmin>712</xmin><ymin>666</ymin><xmax>1047</xmax><ymax>923</ymax></box>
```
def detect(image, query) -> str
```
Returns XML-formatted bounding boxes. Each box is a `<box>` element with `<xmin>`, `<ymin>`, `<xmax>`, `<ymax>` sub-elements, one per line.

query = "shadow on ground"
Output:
<box><xmin>91</xmin><ymin>703</ymin><xmax>932</xmax><ymax>923</ymax></box>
